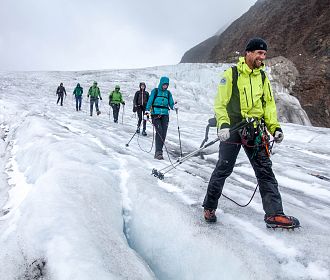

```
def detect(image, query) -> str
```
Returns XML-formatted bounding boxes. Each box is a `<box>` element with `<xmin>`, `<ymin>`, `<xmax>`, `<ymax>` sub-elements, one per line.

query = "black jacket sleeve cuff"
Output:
<box><xmin>273</xmin><ymin>127</ymin><xmax>283</xmax><ymax>136</ymax></box>
<box><xmin>220</xmin><ymin>123</ymin><xmax>230</xmax><ymax>129</ymax></box>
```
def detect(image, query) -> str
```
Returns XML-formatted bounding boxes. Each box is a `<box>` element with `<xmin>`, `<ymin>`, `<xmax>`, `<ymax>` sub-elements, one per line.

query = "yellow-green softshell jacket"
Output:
<box><xmin>214</xmin><ymin>57</ymin><xmax>281</xmax><ymax>135</ymax></box>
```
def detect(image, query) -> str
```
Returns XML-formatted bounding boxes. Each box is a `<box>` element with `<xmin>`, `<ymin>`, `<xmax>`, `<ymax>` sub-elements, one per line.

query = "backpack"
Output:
<box><xmin>150</xmin><ymin>88</ymin><xmax>169</xmax><ymax>113</ymax></box>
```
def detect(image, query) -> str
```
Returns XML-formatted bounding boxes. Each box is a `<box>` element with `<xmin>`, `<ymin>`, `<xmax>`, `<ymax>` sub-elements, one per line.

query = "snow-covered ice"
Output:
<box><xmin>0</xmin><ymin>64</ymin><xmax>329</xmax><ymax>279</ymax></box>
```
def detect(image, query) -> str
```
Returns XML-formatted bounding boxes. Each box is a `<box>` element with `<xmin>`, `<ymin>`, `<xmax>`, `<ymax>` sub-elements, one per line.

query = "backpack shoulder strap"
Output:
<box><xmin>231</xmin><ymin>66</ymin><xmax>239</xmax><ymax>97</ymax></box>
<box><xmin>150</xmin><ymin>88</ymin><xmax>158</xmax><ymax>113</ymax></box>
<box><xmin>151</xmin><ymin>88</ymin><xmax>158</xmax><ymax>106</ymax></box>
<box><xmin>260</xmin><ymin>69</ymin><xmax>266</xmax><ymax>85</ymax></box>
<box><xmin>260</xmin><ymin>69</ymin><xmax>267</xmax><ymax>105</ymax></box>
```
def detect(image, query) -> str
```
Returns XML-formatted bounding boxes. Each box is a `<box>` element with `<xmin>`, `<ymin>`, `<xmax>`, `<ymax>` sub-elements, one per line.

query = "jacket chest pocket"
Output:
<box><xmin>238</xmin><ymin>86</ymin><xmax>250</xmax><ymax>110</ymax></box>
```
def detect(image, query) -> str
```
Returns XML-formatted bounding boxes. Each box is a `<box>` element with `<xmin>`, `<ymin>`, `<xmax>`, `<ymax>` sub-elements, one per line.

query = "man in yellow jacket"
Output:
<box><xmin>202</xmin><ymin>38</ymin><xmax>300</xmax><ymax>229</ymax></box>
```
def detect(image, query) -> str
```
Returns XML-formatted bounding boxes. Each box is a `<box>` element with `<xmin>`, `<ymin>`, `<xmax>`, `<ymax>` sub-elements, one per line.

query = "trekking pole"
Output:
<box><xmin>125</xmin><ymin>131</ymin><xmax>138</xmax><ymax>147</ymax></box>
<box><xmin>72</xmin><ymin>95</ymin><xmax>76</xmax><ymax>110</ymax></box>
<box><xmin>122</xmin><ymin>104</ymin><xmax>125</xmax><ymax>124</ymax></box>
<box><xmin>99</xmin><ymin>99</ymin><xmax>102</xmax><ymax>114</ymax></box>
<box><xmin>175</xmin><ymin>106</ymin><xmax>183</xmax><ymax>158</ymax></box>
<box><xmin>151</xmin><ymin>118</ymin><xmax>255</xmax><ymax>180</ymax></box>
<box><xmin>86</xmin><ymin>97</ymin><xmax>89</xmax><ymax>115</ymax></box>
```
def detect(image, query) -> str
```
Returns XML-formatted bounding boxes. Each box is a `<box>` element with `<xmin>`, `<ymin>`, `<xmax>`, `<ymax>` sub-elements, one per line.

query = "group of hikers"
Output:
<box><xmin>56</xmin><ymin>82</ymin><xmax>126</xmax><ymax>122</ymax></box>
<box><xmin>55</xmin><ymin>37</ymin><xmax>300</xmax><ymax>230</ymax></box>
<box><xmin>56</xmin><ymin>77</ymin><xmax>175</xmax><ymax>160</ymax></box>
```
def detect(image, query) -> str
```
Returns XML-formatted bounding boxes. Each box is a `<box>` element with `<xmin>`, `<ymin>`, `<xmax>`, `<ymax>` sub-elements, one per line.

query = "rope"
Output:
<box><xmin>147</xmin><ymin>118</ymin><xmax>177</xmax><ymax>167</ymax></box>
<box><xmin>222</xmin><ymin>184</ymin><xmax>259</xmax><ymax>207</ymax></box>
<box><xmin>136</xmin><ymin>124</ymin><xmax>155</xmax><ymax>153</ymax></box>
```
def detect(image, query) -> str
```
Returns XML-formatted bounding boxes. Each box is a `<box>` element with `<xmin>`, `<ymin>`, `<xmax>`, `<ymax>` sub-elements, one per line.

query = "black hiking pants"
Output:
<box><xmin>57</xmin><ymin>93</ymin><xmax>64</xmax><ymax>106</ymax></box>
<box><xmin>203</xmin><ymin>130</ymin><xmax>284</xmax><ymax>216</ymax></box>
<box><xmin>152</xmin><ymin>114</ymin><xmax>169</xmax><ymax>154</ymax></box>
<box><xmin>111</xmin><ymin>104</ymin><xmax>120</xmax><ymax>122</ymax></box>
<box><xmin>137</xmin><ymin>106</ymin><xmax>146</xmax><ymax>130</ymax></box>
<box><xmin>90</xmin><ymin>97</ymin><xmax>99</xmax><ymax>116</ymax></box>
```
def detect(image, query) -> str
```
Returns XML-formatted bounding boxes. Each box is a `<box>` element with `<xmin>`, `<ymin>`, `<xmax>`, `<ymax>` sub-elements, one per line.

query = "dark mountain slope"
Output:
<box><xmin>181</xmin><ymin>0</ymin><xmax>330</xmax><ymax>127</ymax></box>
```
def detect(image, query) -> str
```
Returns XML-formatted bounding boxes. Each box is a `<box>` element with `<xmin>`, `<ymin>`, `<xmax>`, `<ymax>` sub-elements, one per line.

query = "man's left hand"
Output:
<box><xmin>274</xmin><ymin>131</ymin><xmax>284</xmax><ymax>143</ymax></box>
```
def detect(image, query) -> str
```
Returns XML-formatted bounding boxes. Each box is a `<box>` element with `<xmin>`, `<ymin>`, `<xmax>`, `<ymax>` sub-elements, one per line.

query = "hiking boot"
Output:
<box><xmin>97</xmin><ymin>111</ymin><xmax>101</xmax><ymax>115</ymax></box>
<box><xmin>154</xmin><ymin>151</ymin><xmax>164</xmax><ymax>160</ymax></box>
<box><xmin>204</xmin><ymin>208</ymin><xmax>217</xmax><ymax>223</ymax></box>
<box><xmin>142</xmin><ymin>130</ymin><xmax>147</xmax><ymax>136</ymax></box>
<box><xmin>264</xmin><ymin>214</ymin><xmax>300</xmax><ymax>229</ymax></box>
<box><xmin>136</xmin><ymin>127</ymin><xmax>140</xmax><ymax>133</ymax></box>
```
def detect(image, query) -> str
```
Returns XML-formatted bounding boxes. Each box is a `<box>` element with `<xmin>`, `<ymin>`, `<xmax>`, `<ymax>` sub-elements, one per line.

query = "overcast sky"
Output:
<box><xmin>0</xmin><ymin>0</ymin><xmax>257</xmax><ymax>71</ymax></box>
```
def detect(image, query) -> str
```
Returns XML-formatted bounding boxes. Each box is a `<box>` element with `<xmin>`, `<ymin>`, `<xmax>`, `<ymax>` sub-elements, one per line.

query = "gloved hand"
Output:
<box><xmin>174</xmin><ymin>102</ymin><xmax>178</xmax><ymax>110</ymax></box>
<box><xmin>144</xmin><ymin>111</ymin><xmax>150</xmax><ymax>120</ymax></box>
<box><xmin>217</xmin><ymin>128</ymin><xmax>230</xmax><ymax>141</ymax></box>
<box><xmin>100</xmin><ymin>97</ymin><xmax>103</xmax><ymax>100</ymax></box>
<box><xmin>274</xmin><ymin>131</ymin><xmax>284</xmax><ymax>143</ymax></box>
<box><xmin>122</xmin><ymin>101</ymin><xmax>125</xmax><ymax>105</ymax></box>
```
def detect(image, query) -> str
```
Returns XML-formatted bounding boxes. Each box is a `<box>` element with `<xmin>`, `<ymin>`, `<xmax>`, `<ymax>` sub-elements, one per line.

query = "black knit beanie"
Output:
<box><xmin>245</xmin><ymin>38</ymin><xmax>268</xmax><ymax>52</ymax></box>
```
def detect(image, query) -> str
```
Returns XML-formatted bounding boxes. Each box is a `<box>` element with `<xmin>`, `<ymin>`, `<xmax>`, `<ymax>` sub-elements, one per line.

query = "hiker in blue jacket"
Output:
<box><xmin>145</xmin><ymin>77</ymin><xmax>175</xmax><ymax>160</ymax></box>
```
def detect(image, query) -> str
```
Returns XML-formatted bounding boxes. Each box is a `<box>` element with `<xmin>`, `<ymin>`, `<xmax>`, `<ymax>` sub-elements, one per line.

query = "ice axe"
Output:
<box><xmin>199</xmin><ymin>117</ymin><xmax>217</xmax><ymax>159</ymax></box>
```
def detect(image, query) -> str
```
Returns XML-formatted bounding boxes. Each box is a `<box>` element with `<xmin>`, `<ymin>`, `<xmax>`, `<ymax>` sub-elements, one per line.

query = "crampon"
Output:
<box><xmin>152</xmin><ymin>168</ymin><xmax>164</xmax><ymax>180</ymax></box>
<box><xmin>265</xmin><ymin>214</ymin><xmax>300</xmax><ymax>230</ymax></box>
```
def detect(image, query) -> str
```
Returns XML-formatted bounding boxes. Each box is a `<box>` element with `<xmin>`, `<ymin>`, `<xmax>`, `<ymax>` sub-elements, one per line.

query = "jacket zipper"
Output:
<box><xmin>244</xmin><ymin>88</ymin><xmax>249</xmax><ymax>107</ymax></box>
<box><xmin>249</xmin><ymin>72</ymin><xmax>254</xmax><ymax>107</ymax></box>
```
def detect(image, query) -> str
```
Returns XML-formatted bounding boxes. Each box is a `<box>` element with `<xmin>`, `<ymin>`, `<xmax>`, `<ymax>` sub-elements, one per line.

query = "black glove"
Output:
<box><xmin>100</xmin><ymin>97</ymin><xmax>103</xmax><ymax>100</ymax></box>
<box><xmin>122</xmin><ymin>101</ymin><xmax>125</xmax><ymax>105</ymax></box>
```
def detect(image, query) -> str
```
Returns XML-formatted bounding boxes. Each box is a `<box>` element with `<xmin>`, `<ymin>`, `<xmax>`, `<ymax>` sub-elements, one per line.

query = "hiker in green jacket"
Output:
<box><xmin>87</xmin><ymin>81</ymin><xmax>102</xmax><ymax>116</ymax></box>
<box><xmin>73</xmin><ymin>83</ymin><xmax>83</xmax><ymax>111</ymax></box>
<box><xmin>109</xmin><ymin>85</ymin><xmax>125</xmax><ymax>123</ymax></box>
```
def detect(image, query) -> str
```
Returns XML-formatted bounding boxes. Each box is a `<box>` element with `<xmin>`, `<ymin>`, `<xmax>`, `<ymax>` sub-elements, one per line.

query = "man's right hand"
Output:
<box><xmin>217</xmin><ymin>128</ymin><xmax>230</xmax><ymax>141</ymax></box>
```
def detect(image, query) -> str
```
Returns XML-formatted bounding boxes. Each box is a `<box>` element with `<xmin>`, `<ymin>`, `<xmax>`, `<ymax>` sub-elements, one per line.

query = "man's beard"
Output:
<box><xmin>253</xmin><ymin>59</ymin><xmax>263</xmax><ymax>69</ymax></box>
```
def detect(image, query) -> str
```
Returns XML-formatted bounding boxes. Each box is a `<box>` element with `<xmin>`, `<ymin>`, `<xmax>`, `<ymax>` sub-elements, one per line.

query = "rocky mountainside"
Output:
<box><xmin>181</xmin><ymin>0</ymin><xmax>330</xmax><ymax>127</ymax></box>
